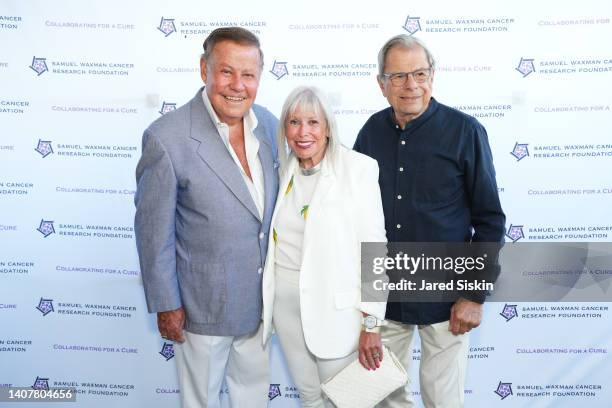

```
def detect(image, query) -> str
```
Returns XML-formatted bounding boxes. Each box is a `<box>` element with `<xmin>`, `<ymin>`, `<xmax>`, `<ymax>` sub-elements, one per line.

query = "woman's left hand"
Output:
<box><xmin>358</xmin><ymin>331</ymin><xmax>383</xmax><ymax>371</ymax></box>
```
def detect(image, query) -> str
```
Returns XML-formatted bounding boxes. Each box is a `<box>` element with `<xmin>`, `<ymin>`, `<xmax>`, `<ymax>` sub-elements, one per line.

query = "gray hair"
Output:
<box><xmin>277</xmin><ymin>86</ymin><xmax>342</xmax><ymax>173</ymax></box>
<box><xmin>202</xmin><ymin>27</ymin><xmax>264</xmax><ymax>68</ymax></box>
<box><xmin>377</xmin><ymin>35</ymin><xmax>436</xmax><ymax>77</ymax></box>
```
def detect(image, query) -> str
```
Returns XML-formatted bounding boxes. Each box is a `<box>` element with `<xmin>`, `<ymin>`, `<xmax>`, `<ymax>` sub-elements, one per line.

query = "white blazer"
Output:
<box><xmin>262</xmin><ymin>146</ymin><xmax>387</xmax><ymax>359</ymax></box>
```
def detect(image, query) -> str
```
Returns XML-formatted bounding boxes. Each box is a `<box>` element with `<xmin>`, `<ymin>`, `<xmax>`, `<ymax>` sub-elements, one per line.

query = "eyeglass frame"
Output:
<box><xmin>381</xmin><ymin>67</ymin><xmax>433</xmax><ymax>86</ymax></box>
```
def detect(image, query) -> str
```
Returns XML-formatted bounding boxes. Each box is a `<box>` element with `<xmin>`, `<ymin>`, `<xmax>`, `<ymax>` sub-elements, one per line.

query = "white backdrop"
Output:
<box><xmin>1</xmin><ymin>0</ymin><xmax>611</xmax><ymax>407</ymax></box>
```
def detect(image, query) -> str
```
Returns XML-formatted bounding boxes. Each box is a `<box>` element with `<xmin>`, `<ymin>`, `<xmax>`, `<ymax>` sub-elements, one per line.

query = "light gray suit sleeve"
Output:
<box><xmin>134</xmin><ymin>130</ymin><xmax>182</xmax><ymax>313</ymax></box>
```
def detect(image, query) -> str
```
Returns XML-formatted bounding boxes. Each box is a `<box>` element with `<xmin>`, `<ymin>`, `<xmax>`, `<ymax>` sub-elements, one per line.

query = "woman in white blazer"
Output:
<box><xmin>262</xmin><ymin>86</ymin><xmax>388</xmax><ymax>407</ymax></box>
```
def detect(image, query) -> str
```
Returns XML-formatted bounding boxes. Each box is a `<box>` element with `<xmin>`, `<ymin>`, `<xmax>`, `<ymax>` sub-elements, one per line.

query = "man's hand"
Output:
<box><xmin>157</xmin><ymin>307</ymin><xmax>186</xmax><ymax>343</ymax></box>
<box><xmin>449</xmin><ymin>298</ymin><xmax>482</xmax><ymax>335</ymax></box>
<box><xmin>358</xmin><ymin>331</ymin><xmax>383</xmax><ymax>371</ymax></box>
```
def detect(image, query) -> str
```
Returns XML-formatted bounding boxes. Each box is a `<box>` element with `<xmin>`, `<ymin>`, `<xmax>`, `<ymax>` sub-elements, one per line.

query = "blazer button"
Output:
<box><xmin>257</xmin><ymin>267</ymin><xmax>263</xmax><ymax>275</ymax></box>
<box><xmin>259</xmin><ymin>232</ymin><xmax>265</xmax><ymax>240</ymax></box>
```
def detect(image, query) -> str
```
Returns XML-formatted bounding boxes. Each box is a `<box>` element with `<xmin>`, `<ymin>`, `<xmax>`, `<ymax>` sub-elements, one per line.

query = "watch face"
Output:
<box><xmin>364</xmin><ymin>315</ymin><xmax>377</xmax><ymax>329</ymax></box>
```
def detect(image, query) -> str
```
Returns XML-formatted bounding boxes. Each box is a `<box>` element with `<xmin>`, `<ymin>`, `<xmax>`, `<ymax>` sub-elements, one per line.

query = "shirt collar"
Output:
<box><xmin>387</xmin><ymin>97</ymin><xmax>438</xmax><ymax>131</ymax></box>
<box><xmin>201</xmin><ymin>88</ymin><xmax>258</xmax><ymax>132</ymax></box>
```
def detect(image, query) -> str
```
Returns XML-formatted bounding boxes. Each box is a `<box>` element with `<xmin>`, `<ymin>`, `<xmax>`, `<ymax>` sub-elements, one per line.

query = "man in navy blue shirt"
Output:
<box><xmin>354</xmin><ymin>35</ymin><xmax>505</xmax><ymax>408</ymax></box>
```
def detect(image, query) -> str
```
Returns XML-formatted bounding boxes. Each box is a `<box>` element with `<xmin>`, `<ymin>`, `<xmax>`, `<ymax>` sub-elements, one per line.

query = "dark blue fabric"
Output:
<box><xmin>354</xmin><ymin>98</ymin><xmax>505</xmax><ymax>324</ymax></box>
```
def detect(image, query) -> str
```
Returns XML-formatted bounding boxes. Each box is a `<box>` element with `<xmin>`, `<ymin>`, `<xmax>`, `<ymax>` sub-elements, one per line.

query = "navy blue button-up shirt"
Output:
<box><xmin>354</xmin><ymin>98</ymin><xmax>505</xmax><ymax>324</ymax></box>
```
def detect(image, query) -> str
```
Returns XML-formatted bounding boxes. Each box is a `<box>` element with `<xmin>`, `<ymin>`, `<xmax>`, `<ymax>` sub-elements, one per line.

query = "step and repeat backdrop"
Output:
<box><xmin>1</xmin><ymin>0</ymin><xmax>611</xmax><ymax>407</ymax></box>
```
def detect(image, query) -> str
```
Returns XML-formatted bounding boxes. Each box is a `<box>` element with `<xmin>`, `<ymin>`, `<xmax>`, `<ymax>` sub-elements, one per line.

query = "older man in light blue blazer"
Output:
<box><xmin>134</xmin><ymin>27</ymin><xmax>278</xmax><ymax>408</ymax></box>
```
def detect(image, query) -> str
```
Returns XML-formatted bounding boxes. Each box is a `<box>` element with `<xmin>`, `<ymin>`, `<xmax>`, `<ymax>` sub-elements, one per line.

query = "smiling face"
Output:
<box><xmin>200</xmin><ymin>40</ymin><xmax>261</xmax><ymax>126</ymax></box>
<box><xmin>285</xmin><ymin>106</ymin><xmax>328</xmax><ymax>169</ymax></box>
<box><xmin>378</xmin><ymin>45</ymin><xmax>434</xmax><ymax>128</ymax></box>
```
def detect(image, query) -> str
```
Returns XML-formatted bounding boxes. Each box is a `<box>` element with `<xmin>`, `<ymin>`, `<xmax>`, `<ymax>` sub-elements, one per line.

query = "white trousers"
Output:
<box><xmin>273</xmin><ymin>273</ymin><xmax>355</xmax><ymax>408</ymax></box>
<box><xmin>379</xmin><ymin>320</ymin><xmax>469</xmax><ymax>408</ymax></box>
<box><xmin>174</xmin><ymin>323</ymin><xmax>269</xmax><ymax>408</ymax></box>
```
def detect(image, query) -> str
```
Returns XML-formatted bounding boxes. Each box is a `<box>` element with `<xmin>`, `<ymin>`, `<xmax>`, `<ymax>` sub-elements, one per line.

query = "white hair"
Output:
<box><xmin>277</xmin><ymin>86</ymin><xmax>342</xmax><ymax>173</ymax></box>
<box><xmin>377</xmin><ymin>34</ymin><xmax>436</xmax><ymax>77</ymax></box>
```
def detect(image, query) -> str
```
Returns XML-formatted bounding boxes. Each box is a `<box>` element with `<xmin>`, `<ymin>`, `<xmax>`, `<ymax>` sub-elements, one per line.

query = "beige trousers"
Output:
<box><xmin>379</xmin><ymin>319</ymin><xmax>469</xmax><ymax>408</ymax></box>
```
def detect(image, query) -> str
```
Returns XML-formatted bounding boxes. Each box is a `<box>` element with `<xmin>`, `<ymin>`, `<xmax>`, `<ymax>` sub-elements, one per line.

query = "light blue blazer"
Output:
<box><xmin>135</xmin><ymin>88</ymin><xmax>279</xmax><ymax>336</ymax></box>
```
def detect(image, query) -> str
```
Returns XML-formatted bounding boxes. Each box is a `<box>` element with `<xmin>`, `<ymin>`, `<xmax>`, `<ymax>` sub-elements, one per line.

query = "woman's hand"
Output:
<box><xmin>358</xmin><ymin>331</ymin><xmax>383</xmax><ymax>370</ymax></box>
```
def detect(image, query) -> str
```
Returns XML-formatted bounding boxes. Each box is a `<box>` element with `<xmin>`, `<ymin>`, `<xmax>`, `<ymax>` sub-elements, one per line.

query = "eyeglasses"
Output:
<box><xmin>382</xmin><ymin>68</ymin><xmax>432</xmax><ymax>86</ymax></box>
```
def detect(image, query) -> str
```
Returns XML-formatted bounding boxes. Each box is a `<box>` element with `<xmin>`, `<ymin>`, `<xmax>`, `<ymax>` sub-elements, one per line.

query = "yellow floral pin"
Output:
<box><xmin>300</xmin><ymin>205</ymin><xmax>309</xmax><ymax>220</ymax></box>
<box><xmin>284</xmin><ymin>175</ymin><xmax>294</xmax><ymax>196</ymax></box>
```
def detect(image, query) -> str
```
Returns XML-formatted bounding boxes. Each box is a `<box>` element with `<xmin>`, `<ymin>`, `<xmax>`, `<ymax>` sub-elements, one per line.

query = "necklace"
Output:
<box><xmin>299</xmin><ymin>161</ymin><xmax>322</xmax><ymax>176</ymax></box>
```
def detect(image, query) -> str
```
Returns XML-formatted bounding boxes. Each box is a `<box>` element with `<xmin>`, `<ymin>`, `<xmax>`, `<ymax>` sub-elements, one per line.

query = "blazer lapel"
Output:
<box><xmin>301</xmin><ymin>155</ymin><xmax>335</xmax><ymax>266</ymax></box>
<box><xmin>254</xmin><ymin>126</ymin><xmax>278</xmax><ymax>223</ymax></box>
<box><xmin>188</xmin><ymin>91</ymin><xmax>261</xmax><ymax>221</ymax></box>
<box><xmin>306</xmin><ymin>156</ymin><xmax>334</xmax><ymax>214</ymax></box>
<box><xmin>270</xmin><ymin>157</ymin><xmax>298</xmax><ymax>229</ymax></box>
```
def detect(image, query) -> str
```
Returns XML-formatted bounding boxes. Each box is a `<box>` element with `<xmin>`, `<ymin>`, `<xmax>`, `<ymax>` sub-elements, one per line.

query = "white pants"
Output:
<box><xmin>273</xmin><ymin>273</ymin><xmax>355</xmax><ymax>408</ymax></box>
<box><xmin>174</xmin><ymin>323</ymin><xmax>269</xmax><ymax>408</ymax></box>
<box><xmin>379</xmin><ymin>320</ymin><xmax>469</xmax><ymax>408</ymax></box>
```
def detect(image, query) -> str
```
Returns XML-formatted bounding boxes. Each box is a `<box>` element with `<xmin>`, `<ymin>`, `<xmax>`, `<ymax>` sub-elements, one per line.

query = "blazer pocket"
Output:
<box><xmin>334</xmin><ymin>290</ymin><xmax>359</xmax><ymax>310</ymax></box>
<box><xmin>182</xmin><ymin>261</ymin><xmax>227</xmax><ymax>324</ymax></box>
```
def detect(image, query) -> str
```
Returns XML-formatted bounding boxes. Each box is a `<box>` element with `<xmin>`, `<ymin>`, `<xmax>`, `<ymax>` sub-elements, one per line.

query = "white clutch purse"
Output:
<box><xmin>321</xmin><ymin>346</ymin><xmax>409</xmax><ymax>408</ymax></box>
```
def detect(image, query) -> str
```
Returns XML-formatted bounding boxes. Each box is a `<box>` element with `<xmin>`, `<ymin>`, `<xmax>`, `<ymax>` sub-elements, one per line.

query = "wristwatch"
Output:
<box><xmin>362</xmin><ymin>315</ymin><xmax>384</xmax><ymax>333</ymax></box>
